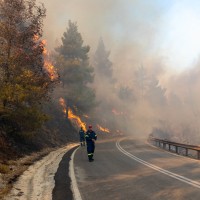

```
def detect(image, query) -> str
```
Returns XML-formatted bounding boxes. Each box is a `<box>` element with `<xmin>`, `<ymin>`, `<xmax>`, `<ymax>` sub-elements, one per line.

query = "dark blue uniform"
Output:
<box><xmin>79</xmin><ymin>129</ymin><xmax>85</xmax><ymax>146</ymax></box>
<box><xmin>85</xmin><ymin>130</ymin><xmax>97</xmax><ymax>161</ymax></box>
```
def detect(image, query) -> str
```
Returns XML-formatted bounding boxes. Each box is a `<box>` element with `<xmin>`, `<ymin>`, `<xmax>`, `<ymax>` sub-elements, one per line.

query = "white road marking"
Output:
<box><xmin>69</xmin><ymin>147</ymin><xmax>83</xmax><ymax>200</ymax></box>
<box><xmin>116</xmin><ymin>140</ymin><xmax>200</xmax><ymax>189</ymax></box>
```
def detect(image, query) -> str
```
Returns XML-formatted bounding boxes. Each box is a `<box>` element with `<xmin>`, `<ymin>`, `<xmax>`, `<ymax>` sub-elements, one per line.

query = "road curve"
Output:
<box><xmin>72</xmin><ymin>136</ymin><xmax>200</xmax><ymax>200</ymax></box>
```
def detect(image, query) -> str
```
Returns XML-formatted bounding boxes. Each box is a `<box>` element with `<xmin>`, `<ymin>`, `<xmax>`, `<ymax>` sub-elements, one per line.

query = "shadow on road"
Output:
<box><xmin>52</xmin><ymin>146</ymin><xmax>78</xmax><ymax>200</ymax></box>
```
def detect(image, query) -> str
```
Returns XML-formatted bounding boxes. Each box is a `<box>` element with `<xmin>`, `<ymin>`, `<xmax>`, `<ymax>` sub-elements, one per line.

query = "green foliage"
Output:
<box><xmin>0</xmin><ymin>163</ymin><xmax>9</xmax><ymax>174</ymax></box>
<box><xmin>57</xmin><ymin>20</ymin><xmax>90</xmax><ymax>60</ymax></box>
<box><xmin>55</xmin><ymin>20</ymin><xmax>96</xmax><ymax>113</ymax></box>
<box><xmin>0</xmin><ymin>0</ymin><xmax>57</xmax><ymax>135</ymax></box>
<box><xmin>11</xmin><ymin>106</ymin><xmax>49</xmax><ymax>132</ymax></box>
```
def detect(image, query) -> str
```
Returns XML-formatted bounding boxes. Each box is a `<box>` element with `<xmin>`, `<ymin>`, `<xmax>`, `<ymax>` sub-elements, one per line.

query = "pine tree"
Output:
<box><xmin>55</xmin><ymin>20</ymin><xmax>96</xmax><ymax>115</ymax></box>
<box><xmin>94</xmin><ymin>38</ymin><xmax>112</xmax><ymax>78</ymax></box>
<box><xmin>118</xmin><ymin>86</ymin><xmax>134</xmax><ymax>101</ymax></box>
<box><xmin>134</xmin><ymin>65</ymin><xmax>149</xmax><ymax>98</ymax></box>
<box><xmin>134</xmin><ymin>65</ymin><xmax>166</xmax><ymax>105</ymax></box>
<box><xmin>145</xmin><ymin>77</ymin><xmax>166</xmax><ymax>106</ymax></box>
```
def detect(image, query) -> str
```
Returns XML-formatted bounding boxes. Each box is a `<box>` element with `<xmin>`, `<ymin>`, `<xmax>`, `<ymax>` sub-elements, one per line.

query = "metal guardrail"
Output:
<box><xmin>149</xmin><ymin>137</ymin><xmax>200</xmax><ymax>160</ymax></box>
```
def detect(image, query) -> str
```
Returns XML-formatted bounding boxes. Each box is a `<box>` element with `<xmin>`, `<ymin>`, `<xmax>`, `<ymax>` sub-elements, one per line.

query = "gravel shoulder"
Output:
<box><xmin>3</xmin><ymin>143</ymin><xmax>78</xmax><ymax>200</ymax></box>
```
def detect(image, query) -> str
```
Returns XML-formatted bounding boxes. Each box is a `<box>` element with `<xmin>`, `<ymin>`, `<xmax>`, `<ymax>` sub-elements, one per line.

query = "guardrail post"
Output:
<box><xmin>197</xmin><ymin>151</ymin><xmax>200</xmax><ymax>160</ymax></box>
<box><xmin>163</xmin><ymin>143</ymin><xmax>166</xmax><ymax>149</ymax></box>
<box><xmin>185</xmin><ymin>148</ymin><xmax>188</xmax><ymax>156</ymax></box>
<box><xmin>175</xmin><ymin>146</ymin><xmax>178</xmax><ymax>154</ymax></box>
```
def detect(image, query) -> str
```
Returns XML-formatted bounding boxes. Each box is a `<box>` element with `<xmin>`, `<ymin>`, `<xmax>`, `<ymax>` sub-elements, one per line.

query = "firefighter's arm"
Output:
<box><xmin>92</xmin><ymin>133</ymin><xmax>97</xmax><ymax>142</ymax></box>
<box><xmin>95</xmin><ymin>132</ymin><xmax>97</xmax><ymax>140</ymax></box>
<box><xmin>85</xmin><ymin>134</ymin><xmax>89</xmax><ymax>141</ymax></box>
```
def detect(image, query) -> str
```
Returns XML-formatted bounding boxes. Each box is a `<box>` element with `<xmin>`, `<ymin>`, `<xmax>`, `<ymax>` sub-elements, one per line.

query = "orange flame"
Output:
<box><xmin>59</xmin><ymin>98</ymin><xmax>87</xmax><ymax>131</ymax></box>
<box><xmin>33</xmin><ymin>34</ymin><xmax>40</xmax><ymax>42</ymax></box>
<box><xmin>33</xmin><ymin>35</ymin><xmax>58</xmax><ymax>80</ymax></box>
<box><xmin>59</xmin><ymin>98</ymin><xmax>67</xmax><ymax>114</ymax></box>
<box><xmin>68</xmin><ymin>108</ymin><xmax>87</xmax><ymax>132</ymax></box>
<box><xmin>97</xmin><ymin>124</ymin><xmax>110</xmax><ymax>133</ymax></box>
<box><xmin>116</xmin><ymin>130</ymin><xmax>124</xmax><ymax>135</ymax></box>
<box><xmin>42</xmin><ymin>40</ymin><xmax>58</xmax><ymax>81</ymax></box>
<box><xmin>112</xmin><ymin>108</ymin><xmax>127</xmax><ymax>117</ymax></box>
<box><xmin>112</xmin><ymin>108</ymin><xmax>123</xmax><ymax>115</ymax></box>
<box><xmin>44</xmin><ymin>60</ymin><xmax>58</xmax><ymax>81</ymax></box>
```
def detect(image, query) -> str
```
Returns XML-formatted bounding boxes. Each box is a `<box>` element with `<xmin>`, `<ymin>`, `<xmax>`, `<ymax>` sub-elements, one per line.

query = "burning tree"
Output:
<box><xmin>55</xmin><ymin>20</ymin><xmax>96</xmax><ymax>116</ymax></box>
<box><xmin>59</xmin><ymin>97</ymin><xmax>87</xmax><ymax>131</ymax></box>
<box><xmin>0</xmin><ymin>0</ymin><xmax>57</xmax><ymax>134</ymax></box>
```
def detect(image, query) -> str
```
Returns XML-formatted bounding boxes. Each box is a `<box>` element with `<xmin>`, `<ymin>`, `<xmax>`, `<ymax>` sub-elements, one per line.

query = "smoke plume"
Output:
<box><xmin>38</xmin><ymin>0</ymin><xmax>200</xmax><ymax>143</ymax></box>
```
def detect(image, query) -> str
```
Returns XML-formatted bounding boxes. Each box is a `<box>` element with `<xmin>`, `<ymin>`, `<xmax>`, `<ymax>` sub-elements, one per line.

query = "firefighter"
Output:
<box><xmin>79</xmin><ymin>126</ymin><xmax>85</xmax><ymax>146</ymax></box>
<box><xmin>85</xmin><ymin>125</ymin><xmax>97</xmax><ymax>162</ymax></box>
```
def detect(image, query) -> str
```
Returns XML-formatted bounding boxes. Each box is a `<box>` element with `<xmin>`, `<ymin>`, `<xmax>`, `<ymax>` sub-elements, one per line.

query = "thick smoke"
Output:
<box><xmin>38</xmin><ymin>0</ymin><xmax>200</xmax><ymax>143</ymax></box>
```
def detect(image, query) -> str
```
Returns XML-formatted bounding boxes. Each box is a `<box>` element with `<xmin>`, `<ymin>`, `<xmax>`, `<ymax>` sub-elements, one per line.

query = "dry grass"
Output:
<box><xmin>0</xmin><ymin>147</ymin><xmax>55</xmax><ymax>199</ymax></box>
<box><xmin>0</xmin><ymin>164</ymin><xmax>10</xmax><ymax>174</ymax></box>
<box><xmin>0</xmin><ymin>184</ymin><xmax>12</xmax><ymax>199</ymax></box>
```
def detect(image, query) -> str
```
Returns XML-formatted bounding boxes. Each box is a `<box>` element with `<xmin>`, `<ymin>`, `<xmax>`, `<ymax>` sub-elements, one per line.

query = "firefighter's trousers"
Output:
<box><xmin>87</xmin><ymin>142</ymin><xmax>95</xmax><ymax>160</ymax></box>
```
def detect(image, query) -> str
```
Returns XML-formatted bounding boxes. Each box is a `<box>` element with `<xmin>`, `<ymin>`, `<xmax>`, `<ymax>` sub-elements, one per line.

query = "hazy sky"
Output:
<box><xmin>38</xmin><ymin>0</ymin><xmax>200</xmax><ymax>73</ymax></box>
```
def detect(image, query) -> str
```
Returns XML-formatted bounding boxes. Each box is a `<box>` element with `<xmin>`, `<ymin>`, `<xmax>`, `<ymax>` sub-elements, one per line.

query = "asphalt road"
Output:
<box><xmin>53</xmin><ymin>146</ymin><xmax>78</xmax><ymax>200</ymax></box>
<box><xmin>73</xmin><ymin>136</ymin><xmax>200</xmax><ymax>200</ymax></box>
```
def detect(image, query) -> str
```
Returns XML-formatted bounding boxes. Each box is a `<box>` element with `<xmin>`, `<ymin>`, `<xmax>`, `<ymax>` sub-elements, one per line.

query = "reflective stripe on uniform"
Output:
<box><xmin>88</xmin><ymin>153</ymin><xmax>93</xmax><ymax>156</ymax></box>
